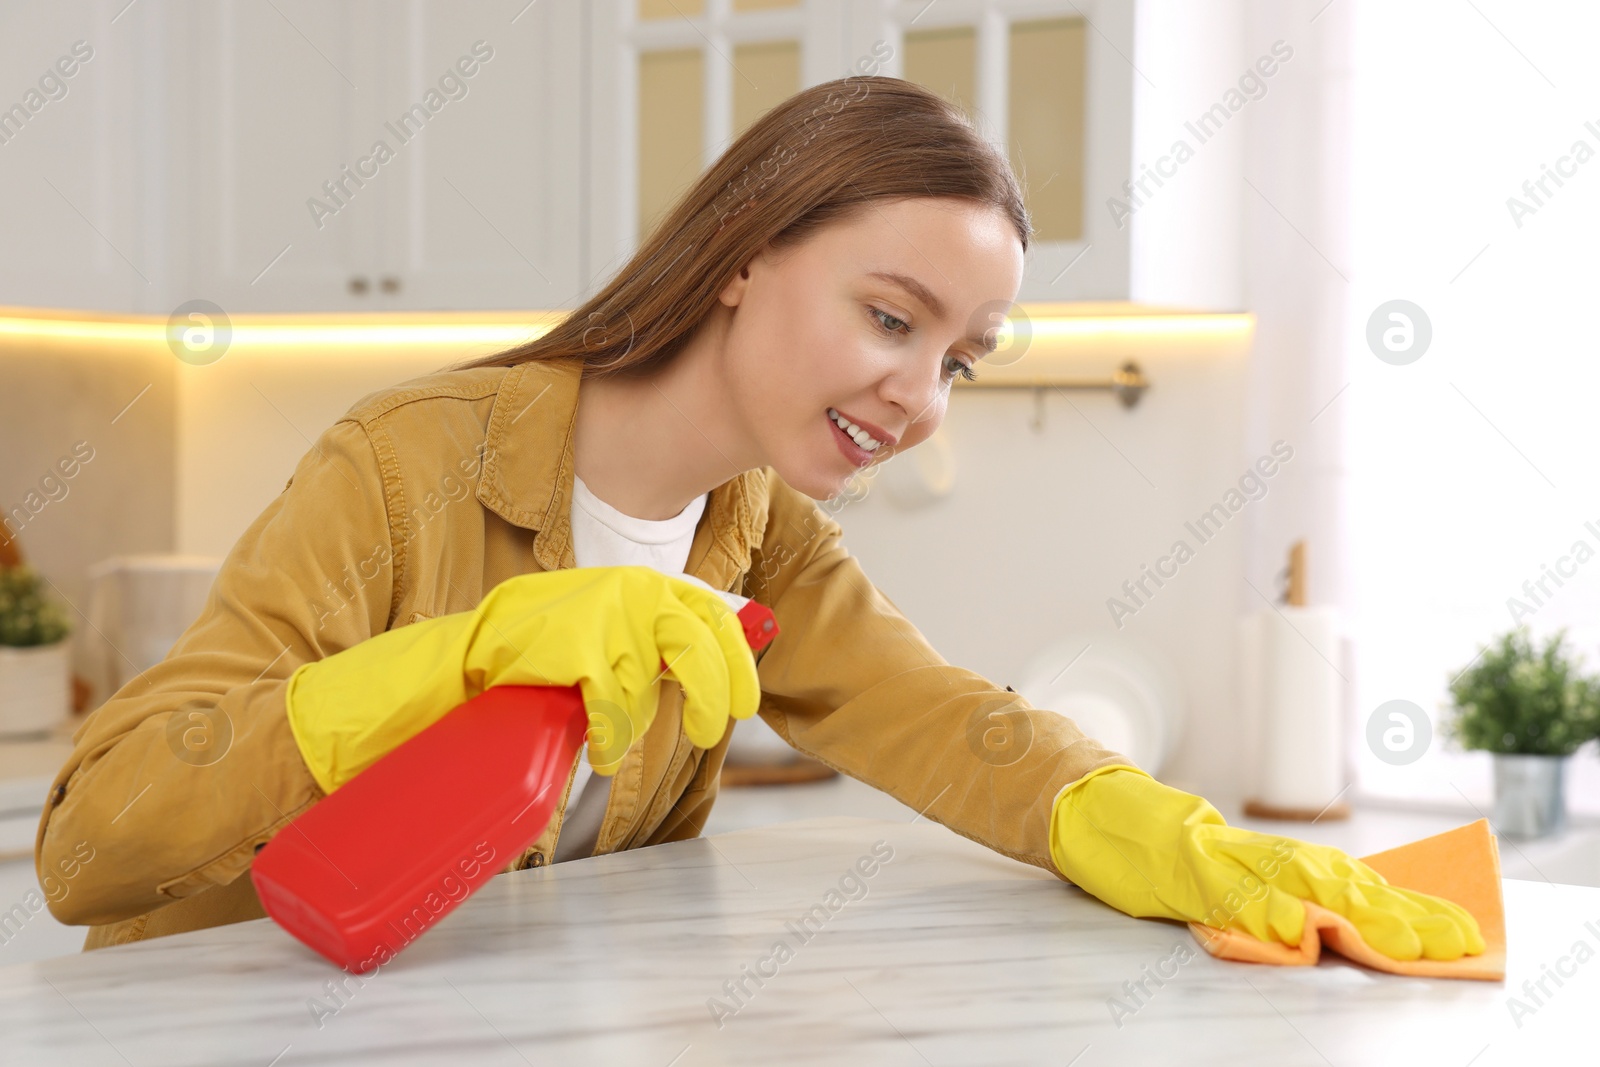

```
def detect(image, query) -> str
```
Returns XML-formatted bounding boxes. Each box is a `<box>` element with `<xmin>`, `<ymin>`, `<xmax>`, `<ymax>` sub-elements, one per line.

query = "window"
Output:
<box><xmin>1344</xmin><ymin>4</ymin><xmax>1600</xmax><ymax>817</ymax></box>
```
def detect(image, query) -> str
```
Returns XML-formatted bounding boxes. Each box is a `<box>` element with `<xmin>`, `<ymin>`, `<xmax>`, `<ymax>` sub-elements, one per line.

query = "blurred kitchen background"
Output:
<box><xmin>5</xmin><ymin>0</ymin><xmax>1600</xmax><ymax>962</ymax></box>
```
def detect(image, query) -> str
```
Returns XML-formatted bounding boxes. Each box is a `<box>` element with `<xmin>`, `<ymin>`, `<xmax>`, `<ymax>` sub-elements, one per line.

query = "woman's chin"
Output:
<box><xmin>817</xmin><ymin>468</ymin><xmax>876</xmax><ymax>505</ymax></box>
<box><xmin>768</xmin><ymin>457</ymin><xmax>846</xmax><ymax>502</ymax></box>
<box><xmin>793</xmin><ymin>473</ymin><xmax>842</xmax><ymax>502</ymax></box>
<box><xmin>768</xmin><ymin>431</ymin><xmax>883</xmax><ymax>500</ymax></box>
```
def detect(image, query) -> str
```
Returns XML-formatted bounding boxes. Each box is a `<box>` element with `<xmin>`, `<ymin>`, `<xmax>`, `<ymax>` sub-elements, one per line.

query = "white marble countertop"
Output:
<box><xmin>0</xmin><ymin>815</ymin><xmax>1594</xmax><ymax>1065</ymax></box>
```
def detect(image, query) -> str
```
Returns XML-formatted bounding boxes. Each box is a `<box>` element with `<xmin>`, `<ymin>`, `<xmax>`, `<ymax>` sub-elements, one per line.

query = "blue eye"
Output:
<box><xmin>869</xmin><ymin>306</ymin><xmax>910</xmax><ymax>335</ymax></box>
<box><xmin>944</xmin><ymin>355</ymin><xmax>979</xmax><ymax>383</ymax></box>
<box><xmin>869</xmin><ymin>306</ymin><xmax>978</xmax><ymax>383</ymax></box>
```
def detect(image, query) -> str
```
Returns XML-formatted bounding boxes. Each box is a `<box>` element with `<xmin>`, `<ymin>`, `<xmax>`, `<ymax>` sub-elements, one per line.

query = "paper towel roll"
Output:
<box><xmin>1254</xmin><ymin>605</ymin><xmax>1345</xmax><ymax>811</ymax></box>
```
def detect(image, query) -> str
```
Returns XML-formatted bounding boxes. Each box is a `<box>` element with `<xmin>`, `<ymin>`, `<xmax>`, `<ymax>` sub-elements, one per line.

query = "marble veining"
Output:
<box><xmin>0</xmin><ymin>816</ymin><xmax>1592</xmax><ymax>1065</ymax></box>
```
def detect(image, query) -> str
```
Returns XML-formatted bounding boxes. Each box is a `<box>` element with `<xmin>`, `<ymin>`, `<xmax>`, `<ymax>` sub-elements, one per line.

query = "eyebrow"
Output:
<box><xmin>864</xmin><ymin>270</ymin><xmax>1001</xmax><ymax>354</ymax></box>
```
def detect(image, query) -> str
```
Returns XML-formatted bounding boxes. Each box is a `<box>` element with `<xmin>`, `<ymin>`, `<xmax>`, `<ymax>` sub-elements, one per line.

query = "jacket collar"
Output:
<box><xmin>476</xmin><ymin>358</ymin><xmax>768</xmax><ymax>582</ymax></box>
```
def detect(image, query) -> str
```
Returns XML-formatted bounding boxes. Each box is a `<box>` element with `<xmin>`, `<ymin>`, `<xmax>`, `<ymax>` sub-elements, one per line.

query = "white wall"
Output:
<box><xmin>0</xmin><ymin>330</ymin><xmax>178</xmax><ymax>707</ymax></box>
<box><xmin>837</xmin><ymin>336</ymin><xmax>1253</xmax><ymax>796</ymax></box>
<box><xmin>174</xmin><ymin>343</ymin><xmax>490</xmax><ymax>556</ymax></box>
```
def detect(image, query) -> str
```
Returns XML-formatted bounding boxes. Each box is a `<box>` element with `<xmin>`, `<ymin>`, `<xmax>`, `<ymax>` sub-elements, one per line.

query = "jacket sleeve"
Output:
<box><xmin>745</xmin><ymin>470</ymin><xmax>1140</xmax><ymax>881</ymax></box>
<box><xmin>35</xmin><ymin>417</ymin><xmax>397</xmax><ymax>926</ymax></box>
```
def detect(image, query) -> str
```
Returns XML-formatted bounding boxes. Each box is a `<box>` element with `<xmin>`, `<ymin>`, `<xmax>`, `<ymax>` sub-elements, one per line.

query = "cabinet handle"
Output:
<box><xmin>348</xmin><ymin>275</ymin><xmax>370</xmax><ymax>295</ymax></box>
<box><xmin>380</xmin><ymin>275</ymin><xmax>401</xmax><ymax>293</ymax></box>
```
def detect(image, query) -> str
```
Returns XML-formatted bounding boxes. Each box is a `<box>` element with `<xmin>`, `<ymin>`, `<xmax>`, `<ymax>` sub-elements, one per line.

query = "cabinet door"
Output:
<box><xmin>893</xmin><ymin>0</ymin><xmax>1131</xmax><ymax>302</ymax></box>
<box><xmin>587</xmin><ymin>0</ymin><xmax>1129</xmax><ymax>303</ymax></box>
<box><xmin>588</xmin><ymin>0</ymin><xmax>818</xmax><ymax>280</ymax></box>
<box><xmin>174</xmin><ymin>0</ymin><xmax>385</xmax><ymax>312</ymax></box>
<box><xmin>0</xmin><ymin>3</ymin><xmax>148</xmax><ymax>313</ymax></box>
<box><xmin>367</xmin><ymin>0</ymin><xmax>585</xmax><ymax>312</ymax></box>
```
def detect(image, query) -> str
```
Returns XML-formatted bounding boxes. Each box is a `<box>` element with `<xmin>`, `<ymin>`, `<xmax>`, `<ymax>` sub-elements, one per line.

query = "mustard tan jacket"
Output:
<box><xmin>35</xmin><ymin>355</ymin><xmax>1135</xmax><ymax>951</ymax></box>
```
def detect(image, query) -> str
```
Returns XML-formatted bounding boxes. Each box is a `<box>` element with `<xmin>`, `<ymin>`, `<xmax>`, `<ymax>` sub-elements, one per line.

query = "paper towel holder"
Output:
<box><xmin>1244</xmin><ymin>538</ymin><xmax>1352</xmax><ymax>822</ymax></box>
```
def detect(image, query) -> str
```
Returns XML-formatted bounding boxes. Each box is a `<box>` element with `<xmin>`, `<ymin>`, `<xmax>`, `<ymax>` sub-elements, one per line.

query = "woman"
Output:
<box><xmin>38</xmin><ymin>77</ymin><xmax>1482</xmax><ymax>964</ymax></box>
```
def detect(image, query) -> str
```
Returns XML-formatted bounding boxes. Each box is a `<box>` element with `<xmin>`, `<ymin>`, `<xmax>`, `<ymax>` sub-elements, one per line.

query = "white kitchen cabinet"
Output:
<box><xmin>174</xmin><ymin>0</ymin><xmax>586</xmax><ymax>313</ymax></box>
<box><xmin>167</xmin><ymin>0</ymin><xmax>387</xmax><ymax>313</ymax></box>
<box><xmin>363</xmin><ymin>0</ymin><xmax>586</xmax><ymax>312</ymax></box>
<box><xmin>588</xmin><ymin>0</ymin><xmax>1134</xmax><ymax>304</ymax></box>
<box><xmin>0</xmin><ymin>0</ymin><xmax>1126</xmax><ymax>314</ymax></box>
<box><xmin>0</xmin><ymin>0</ymin><xmax>587</xmax><ymax>315</ymax></box>
<box><xmin>0</xmin><ymin>2</ymin><xmax>151</xmax><ymax>313</ymax></box>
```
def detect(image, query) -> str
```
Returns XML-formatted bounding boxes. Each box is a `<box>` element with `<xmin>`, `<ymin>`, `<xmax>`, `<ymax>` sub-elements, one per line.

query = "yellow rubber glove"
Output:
<box><xmin>1048</xmin><ymin>765</ymin><xmax>1487</xmax><ymax>962</ymax></box>
<box><xmin>285</xmin><ymin>565</ymin><xmax>760</xmax><ymax>794</ymax></box>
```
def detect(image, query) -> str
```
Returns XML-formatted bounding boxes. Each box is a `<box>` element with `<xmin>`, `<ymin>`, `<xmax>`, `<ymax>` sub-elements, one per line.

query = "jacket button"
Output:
<box><xmin>51</xmin><ymin>784</ymin><xmax>66</xmax><ymax>805</ymax></box>
<box><xmin>528</xmin><ymin>851</ymin><xmax>546</xmax><ymax>868</ymax></box>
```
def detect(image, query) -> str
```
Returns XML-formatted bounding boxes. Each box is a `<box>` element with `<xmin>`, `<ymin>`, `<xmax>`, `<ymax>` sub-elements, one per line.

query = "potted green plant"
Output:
<box><xmin>1445</xmin><ymin>626</ymin><xmax>1600</xmax><ymax>839</ymax></box>
<box><xmin>0</xmin><ymin>564</ymin><xmax>73</xmax><ymax>737</ymax></box>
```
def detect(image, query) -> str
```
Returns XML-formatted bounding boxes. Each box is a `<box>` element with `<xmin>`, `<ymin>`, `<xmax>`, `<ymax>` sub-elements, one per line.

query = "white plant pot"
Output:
<box><xmin>0</xmin><ymin>641</ymin><xmax>71</xmax><ymax>737</ymax></box>
<box><xmin>1491</xmin><ymin>752</ymin><xmax>1568</xmax><ymax>839</ymax></box>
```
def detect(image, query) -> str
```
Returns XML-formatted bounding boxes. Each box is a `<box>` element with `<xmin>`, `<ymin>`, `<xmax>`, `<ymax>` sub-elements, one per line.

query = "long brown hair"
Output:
<box><xmin>450</xmin><ymin>75</ymin><xmax>1031</xmax><ymax>379</ymax></box>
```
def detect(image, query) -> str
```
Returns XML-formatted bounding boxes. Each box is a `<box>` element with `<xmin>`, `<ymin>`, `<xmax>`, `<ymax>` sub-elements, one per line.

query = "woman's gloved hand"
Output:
<box><xmin>1048</xmin><ymin>765</ymin><xmax>1487</xmax><ymax>962</ymax></box>
<box><xmin>285</xmin><ymin>565</ymin><xmax>761</xmax><ymax>793</ymax></box>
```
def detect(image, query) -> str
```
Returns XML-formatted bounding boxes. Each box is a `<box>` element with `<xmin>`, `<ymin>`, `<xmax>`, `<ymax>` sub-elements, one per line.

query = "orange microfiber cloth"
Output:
<box><xmin>1188</xmin><ymin>818</ymin><xmax>1506</xmax><ymax>981</ymax></box>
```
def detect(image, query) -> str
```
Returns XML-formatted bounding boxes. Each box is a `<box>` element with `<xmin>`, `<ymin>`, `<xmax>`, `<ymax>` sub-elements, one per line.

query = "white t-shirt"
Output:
<box><xmin>548</xmin><ymin>472</ymin><xmax>709</xmax><ymax>864</ymax></box>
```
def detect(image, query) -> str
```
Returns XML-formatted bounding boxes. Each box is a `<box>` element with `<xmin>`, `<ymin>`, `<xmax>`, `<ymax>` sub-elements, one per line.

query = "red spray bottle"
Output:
<box><xmin>251</xmin><ymin>589</ymin><xmax>778</xmax><ymax>972</ymax></box>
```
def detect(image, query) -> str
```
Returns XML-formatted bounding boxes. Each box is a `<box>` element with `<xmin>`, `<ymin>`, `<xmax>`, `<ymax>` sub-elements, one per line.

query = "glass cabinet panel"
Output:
<box><xmin>1008</xmin><ymin>17</ymin><xmax>1086</xmax><ymax>241</ymax></box>
<box><xmin>625</xmin><ymin>2</ymin><xmax>1096</xmax><ymax>272</ymax></box>
<box><xmin>904</xmin><ymin>26</ymin><xmax>977</xmax><ymax>121</ymax></box>
<box><xmin>638</xmin><ymin>0</ymin><xmax>703</xmax><ymax>19</ymax></box>
<box><xmin>638</xmin><ymin>48</ymin><xmax>705</xmax><ymax>240</ymax></box>
<box><xmin>732</xmin><ymin>40</ymin><xmax>801</xmax><ymax>137</ymax></box>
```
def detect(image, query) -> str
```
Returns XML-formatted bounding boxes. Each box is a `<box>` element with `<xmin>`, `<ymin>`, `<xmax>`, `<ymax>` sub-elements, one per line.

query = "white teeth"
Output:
<box><xmin>828</xmin><ymin>408</ymin><xmax>881</xmax><ymax>451</ymax></box>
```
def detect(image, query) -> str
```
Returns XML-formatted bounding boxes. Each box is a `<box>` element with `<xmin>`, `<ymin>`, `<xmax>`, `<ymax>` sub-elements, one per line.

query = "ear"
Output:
<box><xmin>717</xmin><ymin>261</ymin><xmax>754</xmax><ymax>308</ymax></box>
<box><xmin>719</xmin><ymin>234</ymin><xmax>779</xmax><ymax>307</ymax></box>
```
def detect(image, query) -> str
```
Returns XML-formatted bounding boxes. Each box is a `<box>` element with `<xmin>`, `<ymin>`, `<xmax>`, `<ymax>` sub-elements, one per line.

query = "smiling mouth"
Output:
<box><xmin>827</xmin><ymin>407</ymin><xmax>889</xmax><ymax>451</ymax></box>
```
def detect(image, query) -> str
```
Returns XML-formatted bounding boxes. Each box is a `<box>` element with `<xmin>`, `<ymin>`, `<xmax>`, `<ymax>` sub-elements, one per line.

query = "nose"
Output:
<box><xmin>878</xmin><ymin>351</ymin><xmax>949</xmax><ymax>433</ymax></box>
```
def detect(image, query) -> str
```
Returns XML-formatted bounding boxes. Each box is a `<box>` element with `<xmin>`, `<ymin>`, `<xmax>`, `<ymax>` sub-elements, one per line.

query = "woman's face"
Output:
<box><xmin>714</xmin><ymin>196</ymin><xmax>1025</xmax><ymax>501</ymax></box>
